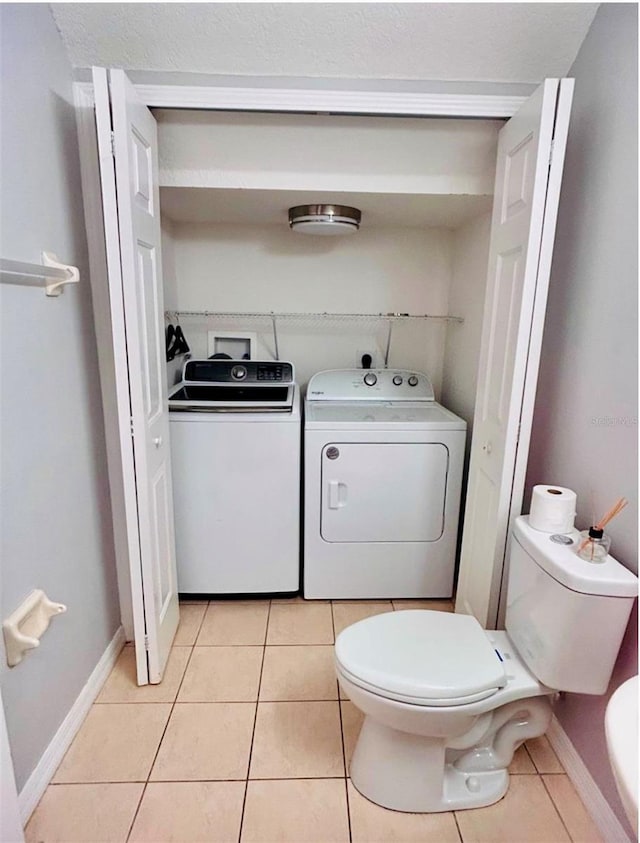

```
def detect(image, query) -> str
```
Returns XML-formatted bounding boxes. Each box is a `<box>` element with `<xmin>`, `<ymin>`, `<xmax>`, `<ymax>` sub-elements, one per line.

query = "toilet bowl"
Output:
<box><xmin>335</xmin><ymin>515</ymin><xmax>638</xmax><ymax>813</ymax></box>
<box><xmin>336</xmin><ymin>612</ymin><xmax>552</xmax><ymax>811</ymax></box>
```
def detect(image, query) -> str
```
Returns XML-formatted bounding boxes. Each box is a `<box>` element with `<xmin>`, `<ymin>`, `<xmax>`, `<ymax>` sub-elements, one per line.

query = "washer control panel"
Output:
<box><xmin>307</xmin><ymin>369</ymin><xmax>435</xmax><ymax>401</ymax></box>
<box><xmin>183</xmin><ymin>360</ymin><xmax>294</xmax><ymax>384</ymax></box>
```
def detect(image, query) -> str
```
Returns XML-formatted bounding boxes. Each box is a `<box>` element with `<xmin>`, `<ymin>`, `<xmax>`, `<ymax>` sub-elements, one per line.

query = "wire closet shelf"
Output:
<box><xmin>164</xmin><ymin>310</ymin><xmax>464</xmax><ymax>366</ymax></box>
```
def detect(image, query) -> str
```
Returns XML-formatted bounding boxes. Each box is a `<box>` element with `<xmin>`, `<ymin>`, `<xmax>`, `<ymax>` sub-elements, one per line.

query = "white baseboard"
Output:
<box><xmin>18</xmin><ymin>626</ymin><xmax>126</xmax><ymax>825</ymax></box>
<box><xmin>547</xmin><ymin>714</ymin><xmax>633</xmax><ymax>843</ymax></box>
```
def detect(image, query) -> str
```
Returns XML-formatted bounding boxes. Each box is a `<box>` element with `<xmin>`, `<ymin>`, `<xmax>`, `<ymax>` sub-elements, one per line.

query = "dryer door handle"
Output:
<box><xmin>328</xmin><ymin>480</ymin><xmax>348</xmax><ymax>509</ymax></box>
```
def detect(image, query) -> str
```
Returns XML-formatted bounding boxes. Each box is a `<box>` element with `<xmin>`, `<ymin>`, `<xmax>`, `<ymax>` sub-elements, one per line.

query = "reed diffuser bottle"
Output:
<box><xmin>577</xmin><ymin>497</ymin><xmax>627</xmax><ymax>563</ymax></box>
<box><xmin>577</xmin><ymin>527</ymin><xmax>611</xmax><ymax>563</ymax></box>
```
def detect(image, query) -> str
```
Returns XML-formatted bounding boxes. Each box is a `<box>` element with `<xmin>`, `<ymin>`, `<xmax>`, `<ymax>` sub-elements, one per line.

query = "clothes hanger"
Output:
<box><xmin>165</xmin><ymin>323</ymin><xmax>177</xmax><ymax>361</ymax></box>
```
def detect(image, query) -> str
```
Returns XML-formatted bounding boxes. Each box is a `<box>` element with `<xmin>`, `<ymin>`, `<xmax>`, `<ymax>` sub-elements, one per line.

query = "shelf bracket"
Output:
<box><xmin>42</xmin><ymin>252</ymin><xmax>80</xmax><ymax>297</ymax></box>
<box><xmin>271</xmin><ymin>314</ymin><xmax>280</xmax><ymax>361</ymax></box>
<box><xmin>0</xmin><ymin>253</ymin><xmax>79</xmax><ymax>297</ymax></box>
<box><xmin>384</xmin><ymin>319</ymin><xmax>393</xmax><ymax>368</ymax></box>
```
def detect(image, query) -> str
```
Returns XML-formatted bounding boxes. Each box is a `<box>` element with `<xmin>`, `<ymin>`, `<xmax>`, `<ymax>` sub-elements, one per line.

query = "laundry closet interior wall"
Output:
<box><xmin>157</xmin><ymin>110</ymin><xmax>498</xmax><ymax>402</ymax></box>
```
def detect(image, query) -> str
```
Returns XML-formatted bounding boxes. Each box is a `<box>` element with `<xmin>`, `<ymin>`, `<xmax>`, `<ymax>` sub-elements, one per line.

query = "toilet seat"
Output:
<box><xmin>335</xmin><ymin>610</ymin><xmax>507</xmax><ymax>707</ymax></box>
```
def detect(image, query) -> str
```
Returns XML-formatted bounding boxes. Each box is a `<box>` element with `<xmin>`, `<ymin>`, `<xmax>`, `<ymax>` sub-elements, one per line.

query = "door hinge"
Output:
<box><xmin>129</xmin><ymin>418</ymin><xmax>134</xmax><ymax>438</ymax></box>
<box><xmin>110</xmin><ymin>131</ymin><xmax>116</xmax><ymax>157</ymax></box>
<box><xmin>144</xmin><ymin>635</ymin><xmax>149</xmax><ymax>651</ymax></box>
<box><xmin>548</xmin><ymin>139</ymin><xmax>555</xmax><ymax>168</ymax></box>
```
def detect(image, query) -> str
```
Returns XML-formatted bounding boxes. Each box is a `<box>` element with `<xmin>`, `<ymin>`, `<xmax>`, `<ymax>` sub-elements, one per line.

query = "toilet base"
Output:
<box><xmin>350</xmin><ymin>715</ymin><xmax>510</xmax><ymax>813</ymax></box>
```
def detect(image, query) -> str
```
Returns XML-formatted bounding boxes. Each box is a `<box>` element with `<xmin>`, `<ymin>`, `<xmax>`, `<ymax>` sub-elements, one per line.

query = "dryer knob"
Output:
<box><xmin>392</xmin><ymin>375</ymin><xmax>403</xmax><ymax>386</ymax></box>
<box><xmin>231</xmin><ymin>365</ymin><xmax>248</xmax><ymax>380</ymax></box>
<box><xmin>363</xmin><ymin>372</ymin><xmax>378</xmax><ymax>386</ymax></box>
<box><xmin>408</xmin><ymin>375</ymin><xmax>419</xmax><ymax>387</ymax></box>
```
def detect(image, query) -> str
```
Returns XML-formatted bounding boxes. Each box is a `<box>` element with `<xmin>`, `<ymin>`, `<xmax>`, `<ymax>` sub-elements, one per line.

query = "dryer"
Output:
<box><xmin>304</xmin><ymin>369</ymin><xmax>466</xmax><ymax>599</ymax></box>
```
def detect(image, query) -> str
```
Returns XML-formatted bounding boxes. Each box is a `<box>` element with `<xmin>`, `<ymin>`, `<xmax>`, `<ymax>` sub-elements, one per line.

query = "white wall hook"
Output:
<box><xmin>42</xmin><ymin>252</ymin><xmax>79</xmax><ymax>297</ymax></box>
<box><xmin>2</xmin><ymin>590</ymin><xmax>67</xmax><ymax>667</ymax></box>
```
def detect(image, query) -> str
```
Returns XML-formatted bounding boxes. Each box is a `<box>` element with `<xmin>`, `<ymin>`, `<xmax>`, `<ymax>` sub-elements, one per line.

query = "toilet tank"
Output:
<box><xmin>505</xmin><ymin>516</ymin><xmax>637</xmax><ymax>695</ymax></box>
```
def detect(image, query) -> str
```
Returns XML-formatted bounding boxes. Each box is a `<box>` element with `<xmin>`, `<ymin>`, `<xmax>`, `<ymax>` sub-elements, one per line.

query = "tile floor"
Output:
<box><xmin>26</xmin><ymin>598</ymin><xmax>605</xmax><ymax>843</ymax></box>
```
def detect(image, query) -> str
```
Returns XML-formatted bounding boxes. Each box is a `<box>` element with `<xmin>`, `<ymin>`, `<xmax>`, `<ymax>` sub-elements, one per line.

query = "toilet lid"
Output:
<box><xmin>335</xmin><ymin>610</ymin><xmax>507</xmax><ymax>706</ymax></box>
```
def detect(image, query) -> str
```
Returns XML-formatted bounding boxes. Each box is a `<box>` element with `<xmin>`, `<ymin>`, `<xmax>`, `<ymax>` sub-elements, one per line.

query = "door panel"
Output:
<box><xmin>111</xmin><ymin>69</ymin><xmax>179</xmax><ymax>682</ymax></box>
<box><xmin>94</xmin><ymin>67</ymin><xmax>179</xmax><ymax>684</ymax></box>
<box><xmin>321</xmin><ymin>443</ymin><xmax>448</xmax><ymax>543</ymax></box>
<box><xmin>93</xmin><ymin>67</ymin><xmax>149</xmax><ymax>683</ymax></box>
<box><xmin>455</xmin><ymin>79</ymin><xmax>574</xmax><ymax>628</ymax></box>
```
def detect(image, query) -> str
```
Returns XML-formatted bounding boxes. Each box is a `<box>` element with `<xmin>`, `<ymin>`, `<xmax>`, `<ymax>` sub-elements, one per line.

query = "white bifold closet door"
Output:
<box><xmin>455</xmin><ymin>79</ymin><xmax>574</xmax><ymax>629</ymax></box>
<box><xmin>93</xmin><ymin>67</ymin><xmax>179</xmax><ymax>684</ymax></box>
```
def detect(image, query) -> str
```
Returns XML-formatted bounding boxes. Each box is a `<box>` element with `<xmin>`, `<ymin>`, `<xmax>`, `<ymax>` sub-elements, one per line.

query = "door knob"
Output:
<box><xmin>482</xmin><ymin>441</ymin><xmax>492</xmax><ymax>455</ymax></box>
<box><xmin>153</xmin><ymin>437</ymin><xmax>162</xmax><ymax>448</ymax></box>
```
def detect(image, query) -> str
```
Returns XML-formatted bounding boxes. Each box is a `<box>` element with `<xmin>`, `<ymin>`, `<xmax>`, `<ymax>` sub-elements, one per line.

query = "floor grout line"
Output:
<box><xmin>194</xmin><ymin>641</ymin><xmax>333</xmax><ymax>650</ymax></box>
<box><xmin>332</xmin><ymin>603</ymin><xmax>353</xmax><ymax>843</ymax></box>
<box><xmin>133</xmin><ymin>604</ymin><xmax>208</xmax><ymax>806</ymax></box>
<box><xmin>124</xmin><ymin>781</ymin><xmax>147</xmax><ymax>843</ymax></box>
<box><xmin>49</xmin><ymin>775</ymin><xmax>351</xmax><ymax>785</ymax></box>
<box><xmin>540</xmin><ymin>773</ymin><xmax>576</xmax><ymax>843</ymax></box>
<box><xmin>453</xmin><ymin>807</ymin><xmax>465</xmax><ymax>842</ymax></box>
<box><xmin>237</xmin><ymin>600</ymin><xmax>271</xmax><ymax>843</ymax></box>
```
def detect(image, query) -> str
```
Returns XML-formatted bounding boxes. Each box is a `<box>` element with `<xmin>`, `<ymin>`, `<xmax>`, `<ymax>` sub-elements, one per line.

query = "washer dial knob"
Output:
<box><xmin>392</xmin><ymin>375</ymin><xmax>403</xmax><ymax>386</ymax></box>
<box><xmin>231</xmin><ymin>365</ymin><xmax>248</xmax><ymax>380</ymax></box>
<box><xmin>363</xmin><ymin>372</ymin><xmax>378</xmax><ymax>386</ymax></box>
<box><xmin>408</xmin><ymin>375</ymin><xmax>419</xmax><ymax>387</ymax></box>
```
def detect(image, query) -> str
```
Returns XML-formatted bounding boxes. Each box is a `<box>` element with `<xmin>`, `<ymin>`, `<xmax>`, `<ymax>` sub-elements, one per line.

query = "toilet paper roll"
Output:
<box><xmin>529</xmin><ymin>485</ymin><xmax>577</xmax><ymax>533</ymax></box>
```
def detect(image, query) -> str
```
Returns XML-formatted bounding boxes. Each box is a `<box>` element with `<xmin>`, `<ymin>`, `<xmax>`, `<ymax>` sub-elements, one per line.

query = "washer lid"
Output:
<box><xmin>335</xmin><ymin>610</ymin><xmax>506</xmax><ymax>703</ymax></box>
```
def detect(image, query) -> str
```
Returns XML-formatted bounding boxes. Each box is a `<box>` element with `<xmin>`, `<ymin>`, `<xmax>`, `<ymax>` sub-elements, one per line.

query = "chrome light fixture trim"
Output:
<box><xmin>288</xmin><ymin>204</ymin><xmax>362</xmax><ymax>235</ymax></box>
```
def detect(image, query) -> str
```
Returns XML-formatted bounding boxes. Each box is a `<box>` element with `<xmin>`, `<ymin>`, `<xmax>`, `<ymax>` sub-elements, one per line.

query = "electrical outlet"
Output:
<box><xmin>356</xmin><ymin>349</ymin><xmax>377</xmax><ymax>368</ymax></box>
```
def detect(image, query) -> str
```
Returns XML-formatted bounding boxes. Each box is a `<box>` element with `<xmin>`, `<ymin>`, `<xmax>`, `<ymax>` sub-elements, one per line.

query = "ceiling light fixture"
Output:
<box><xmin>288</xmin><ymin>204</ymin><xmax>361</xmax><ymax>235</ymax></box>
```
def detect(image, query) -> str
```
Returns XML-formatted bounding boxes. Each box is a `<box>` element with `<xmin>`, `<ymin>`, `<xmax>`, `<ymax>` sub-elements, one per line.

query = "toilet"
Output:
<box><xmin>335</xmin><ymin>515</ymin><xmax>638</xmax><ymax>813</ymax></box>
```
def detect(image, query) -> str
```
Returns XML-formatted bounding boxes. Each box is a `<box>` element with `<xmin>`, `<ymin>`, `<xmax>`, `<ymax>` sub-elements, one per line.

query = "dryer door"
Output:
<box><xmin>321</xmin><ymin>443</ymin><xmax>448</xmax><ymax>543</ymax></box>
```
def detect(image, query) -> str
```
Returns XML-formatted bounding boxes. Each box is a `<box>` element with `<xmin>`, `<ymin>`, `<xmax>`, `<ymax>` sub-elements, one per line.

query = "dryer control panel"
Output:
<box><xmin>306</xmin><ymin>369</ymin><xmax>435</xmax><ymax>401</ymax></box>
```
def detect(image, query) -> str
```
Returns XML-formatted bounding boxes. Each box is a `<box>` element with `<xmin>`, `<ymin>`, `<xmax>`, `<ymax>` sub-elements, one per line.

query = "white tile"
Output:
<box><xmin>151</xmin><ymin>702</ymin><xmax>255</xmax><ymax>781</ymax></box>
<box><xmin>53</xmin><ymin>704</ymin><xmax>170</xmax><ymax>783</ymax></box>
<box><xmin>543</xmin><ymin>774</ymin><xmax>605</xmax><ymax>843</ymax></box>
<box><xmin>348</xmin><ymin>780</ymin><xmax>461</xmax><ymax>842</ymax></box>
<box><xmin>455</xmin><ymin>774</ymin><xmax>571</xmax><ymax>843</ymax></box>
<box><xmin>178</xmin><ymin>646</ymin><xmax>262</xmax><ymax>702</ymax></box>
<box><xmin>260</xmin><ymin>646</ymin><xmax>337</xmax><ymax>701</ymax></box>
<box><xmin>130</xmin><ymin>781</ymin><xmax>245</xmax><ymax>842</ymax></box>
<box><xmin>241</xmin><ymin>779</ymin><xmax>349</xmax><ymax>843</ymax></box>
<box><xmin>197</xmin><ymin>602</ymin><xmax>269</xmax><ymax>645</ymax></box>
<box><xmin>267</xmin><ymin>603</ymin><xmax>334</xmax><ymax>645</ymax></box>
<box><xmin>97</xmin><ymin>647</ymin><xmax>190</xmax><ymax>703</ymax></box>
<box><xmin>250</xmin><ymin>702</ymin><xmax>344</xmax><ymax>778</ymax></box>
<box><xmin>25</xmin><ymin>783</ymin><xmax>143</xmax><ymax>843</ymax></box>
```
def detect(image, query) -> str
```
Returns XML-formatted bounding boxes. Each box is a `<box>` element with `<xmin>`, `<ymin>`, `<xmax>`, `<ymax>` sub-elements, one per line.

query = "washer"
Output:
<box><xmin>304</xmin><ymin>369</ymin><xmax>466</xmax><ymax>599</ymax></box>
<box><xmin>169</xmin><ymin>359</ymin><xmax>300</xmax><ymax>596</ymax></box>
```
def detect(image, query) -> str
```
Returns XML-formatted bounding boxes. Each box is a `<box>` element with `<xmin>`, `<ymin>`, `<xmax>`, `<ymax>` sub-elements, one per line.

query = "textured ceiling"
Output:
<box><xmin>50</xmin><ymin>3</ymin><xmax>598</xmax><ymax>83</ymax></box>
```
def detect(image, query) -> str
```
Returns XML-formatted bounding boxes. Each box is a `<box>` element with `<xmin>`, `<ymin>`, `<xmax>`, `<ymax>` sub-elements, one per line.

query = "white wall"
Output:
<box><xmin>0</xmin><ymin>4</ymin><xmax>120</xmax><ymax>792</ymax></box>
<box><xmin>440</xmin><ymin>212</ymin><xmax>491</xmax><ymax>561</ymax></box>
<box><xmin>525</xmin><ymin>4</ymin><xmax>637</xmax><ymax>834</ymax></box>
<box><xmin>156</xmin><ymin>110</ymin><xmax>499</xmax><ymax>197</ymax></box>
<box><xmin>168</xmin><ymin>222</ymin><xmax>453</xmax><ymax>389</ymax></box>
<box><xmin>161</xmin><ymin>216</ymin><xmax>178</xmax><ymax>312</ymax></box>
<box><xmin>441</xmin><ymin>211</ymin><xmax>492</xmax><ymax>437</ymax></box>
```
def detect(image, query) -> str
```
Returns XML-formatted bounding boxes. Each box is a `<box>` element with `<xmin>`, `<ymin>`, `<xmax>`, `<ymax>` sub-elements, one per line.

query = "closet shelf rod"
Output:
<box><xmin>166</xmin><ymin>310</ymin><xmax>464</xmax><ymax>324</ymax></box>
<box><xmin>0</xmin><ymin>254</ymin><xmax>80</xmax><ymax>297</ymax></box>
